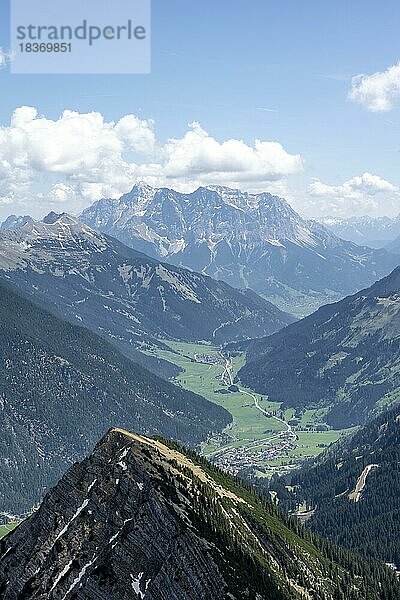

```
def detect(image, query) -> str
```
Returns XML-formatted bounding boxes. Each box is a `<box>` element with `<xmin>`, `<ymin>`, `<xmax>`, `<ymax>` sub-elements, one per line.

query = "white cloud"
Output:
<box><xmin>6</xmin><ymin>106</ymin><xmax>155</xmax><ymax>175</ymax></box>
<box><xmin>348</xmin><ymin>62</ymin><xmax>400</xmax><ymax>112</ymax></box>
<box><xmin>161</xmin><ymin>122</ymin><xmax>302</xmax><ymax>182</ymax></box>
<box><xmin>47</xmin><ymin>183</ymin><xmax>78</xmax><ymax>204</ymax></box>
<box><xmin>0</xmin><ymin>107</ymin><xmax>156</xmax><ymax>208</ymax></box>
<box><xmin>307</xmin><ymin>172</ymin><xmax>399</xmax><ymax>217</ymax></box>
<box><xmin>0</xmin><ymin>107</ymin><xmax>303</xmax><ymax>215</ymax></box>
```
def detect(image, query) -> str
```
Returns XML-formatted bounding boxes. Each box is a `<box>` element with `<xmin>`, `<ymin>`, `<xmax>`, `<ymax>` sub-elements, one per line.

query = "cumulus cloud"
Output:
<box><xmin>0</xmin><ymin>107</ymin><xmax>303</xmax><ymax>215</ymax></box>
<box><xmin>47</xmin><ymin>183</ymin><xmax>79</xmax><ymax>205</ymax></box>
<box><xmin>0</xmin><ymin>107</ymin><xmax>156</xmax><ymax>208</ymax></box>
<box><xmin>307</xmin><ymin>172</ymin><xmax>399</xmax><ymax>217</ymax></box>
<box><xmin>162</xmin><ymin>122</ymin><xmax>302</xmax><ymax>182</ymax></box>
<box><xmin>348</xmin><ymin>62</ymin><xmax>400</xmax><ymax>112</ymax></box>
<box><xmin>6</xmin><ymin>106</ymin><xmax>155</xmax><ymax>175</ymax></box>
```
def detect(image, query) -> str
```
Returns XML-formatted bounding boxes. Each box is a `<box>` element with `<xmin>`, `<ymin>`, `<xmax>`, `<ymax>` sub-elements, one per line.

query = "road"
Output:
<box><xmin>204</xmin><ymin>356</ymin><xmax>297</xmax><ymax>463</ymax></box>
<box><xmin>221</xmin><ymin>357</ymin><xmax>296</xmax><ymax>441</ymax></box>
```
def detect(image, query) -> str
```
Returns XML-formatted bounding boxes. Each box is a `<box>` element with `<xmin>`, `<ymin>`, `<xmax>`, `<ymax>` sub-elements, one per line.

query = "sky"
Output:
<box><xmin>1</xmin><ymin>0</ymin><xmax>400</xmax><ymax>220</ymax></box>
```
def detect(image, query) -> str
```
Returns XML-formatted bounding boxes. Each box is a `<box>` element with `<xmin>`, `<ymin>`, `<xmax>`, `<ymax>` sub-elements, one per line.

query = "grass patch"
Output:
<box><xmin>0</xmin><ymin>522</ymin><xmax>19</xmax><ymax>539</ymax></box>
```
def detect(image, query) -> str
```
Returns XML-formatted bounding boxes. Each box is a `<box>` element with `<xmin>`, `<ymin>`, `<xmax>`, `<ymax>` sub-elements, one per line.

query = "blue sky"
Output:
<box><xmin>1</xmin><ymin>0</ymin><xmax>400</xmax><ymax>219</ymax></box>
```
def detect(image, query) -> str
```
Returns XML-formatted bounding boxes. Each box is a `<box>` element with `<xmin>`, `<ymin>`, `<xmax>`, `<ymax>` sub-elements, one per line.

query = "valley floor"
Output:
<box><xmin>145</xmin><ymin>340</ymin><xmax>352</xmax><ymax>478</ymax></box>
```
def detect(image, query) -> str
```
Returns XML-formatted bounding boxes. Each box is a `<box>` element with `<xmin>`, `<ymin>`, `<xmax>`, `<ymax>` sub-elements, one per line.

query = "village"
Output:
<box><xmin>191</xmin><ymin>351</ymin><xmax>300</xmax><ymax>476</ymax></box>
<box><xmin>210</xmin><ymin>431</ymin><xmax>297</xmax><ymax>476</ymax></box>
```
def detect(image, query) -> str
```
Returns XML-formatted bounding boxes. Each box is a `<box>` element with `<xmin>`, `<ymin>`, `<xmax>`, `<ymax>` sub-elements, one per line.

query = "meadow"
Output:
<box><xmin>145</xmin><ymin>340</ymin><xmax>351</xmax><ymax>476</ymax></box>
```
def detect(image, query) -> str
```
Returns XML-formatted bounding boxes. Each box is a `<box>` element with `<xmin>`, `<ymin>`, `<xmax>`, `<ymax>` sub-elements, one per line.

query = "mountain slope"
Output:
<box><xmin>1</xmin><ymin>429</ymin><xmax>398</xmax><ymax>599</ymax></box>
<box><xmin>0</xmin><ymin>213</ymin><xmax>293</xmax><ymax>371</ymax></box>
<box><xmin>387</xmin><ymin>233</ymin><xmax>400</xmax><ymax>254</ymax></box>
<box><xmin>321</xmin><ymin>215</ymin><xmax>400</xmax><ymax>248</ymax></box>
<box><xmin>80</xmin><ymin>184</ymin><xmax>399</xmax><ymax>316</ymax></box>
<box><xmin>238</xmin><ymin>266</ymin><xmax>400</xmax><ymax>428</ymax></box>
<box><xmin>0</xmin><ymin>278</ymin><xmax>230</xmax><ymax>515</ymax></box>
<box><xmin>271</xmin><ymin>403</ymin><xmax>400</xmax><ymax>567</ymax></box>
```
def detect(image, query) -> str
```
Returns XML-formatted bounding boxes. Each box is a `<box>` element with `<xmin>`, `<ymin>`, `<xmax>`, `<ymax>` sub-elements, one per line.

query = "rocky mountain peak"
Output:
<box><xmin>1</xmin><ymin>427</ymin><xmax>394</xmax><ymax>599</ymax></box>
<box><xmin>119</xmin><ymin>182</ymin><xmax>157</xmax><ymax>209</ymax></box>
<box><xmin>80</xmin><ymin>183</ymin><xmax>320</xmax><ymax>253</ymax></box>
<box><xmin>0</xmin><ymin>212</ymin><xmax>107</xmax><ymax>251</ymax></box>
<box><xmin>0</xmin><ymin>214</ymin><xmax>33</xmax><ymax>231</ymax></box>
<box><xmin>78</xmin><ymin>185</ymin><xmax>399</xmax><ymax>316</ymax></box>
<box><xmin>42</xmin><ymin>211</ymin><xmax>66</xmax><ymax>224</ymax></box>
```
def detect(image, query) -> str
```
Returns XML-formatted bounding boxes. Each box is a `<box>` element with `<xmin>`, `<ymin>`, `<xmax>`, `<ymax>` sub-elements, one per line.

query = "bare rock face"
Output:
<box><xmin>0</xmin><ymin>430</ymin><xmax>397</xmax><ymax>599</ymax></box>
<box><xmin>80</xmin><ymin>184</ymin><xmax>399</xmax><ymax>316</ymax></box>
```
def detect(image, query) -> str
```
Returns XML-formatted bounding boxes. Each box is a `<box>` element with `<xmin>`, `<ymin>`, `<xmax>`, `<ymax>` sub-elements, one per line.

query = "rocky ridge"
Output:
<box><xmin>1</xmin><ymin>428</ymin><xmax>398</xmax><ymax>599</ymax></box>
<box><xmin>80</xmin><ymin>184</ymin><xmax>399</xmax><ymax>315</ymax></box>
<box><xmin>0</xmin><ymin>212</ymin><xmax>293</xmax><ymax>378</ymax></box>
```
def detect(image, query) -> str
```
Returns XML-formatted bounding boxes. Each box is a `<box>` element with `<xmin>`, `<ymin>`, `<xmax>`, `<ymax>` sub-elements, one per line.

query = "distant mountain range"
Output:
<box><xmin>80</xmin><ymin>184</ymin><xmax>399</xmax><ymax>316</ymax></box>
<box><xmin>0</xmin><ymin>277</ymin><xmax>230</xmax><ymax>515</ymax></box>
<box><xmin>238</xmin><ymin>266</ymin><xmax>400</xmax><ymax>428</ymax></box>
<box><xmin>0</xmin><ymin>212</ymin><xmax>292</xmax><ymax>380</ymax></box>
<box><xmin>272</xmin><ymin>403</ymin><xmax>400</xmax><ymax>568</ymax></box>
<box><xmin>321</xmin><ymin>214</ymin><xmax>400</xmax><ymax>249</ymax></box>
<box><xmin>1</xmin><ymin>428</ymin><xmax>398</xmax><ymax>599</ymax></box>
<box><xmin>0</xmin><ymin>214</ymin><xmax>33</xmax><ymax>231</ymax></box>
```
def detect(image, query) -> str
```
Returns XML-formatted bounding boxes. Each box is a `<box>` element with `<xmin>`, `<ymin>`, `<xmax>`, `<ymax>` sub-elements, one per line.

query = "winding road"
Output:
<box><xmin>204</xmin><ymin>356</ymin><xmax>297</xmax><ymax>463</ymax></box>
<box><xmin>221</xmin><ymin>357</ymin><xmax>296</xmax><ymax>441</ymax></box>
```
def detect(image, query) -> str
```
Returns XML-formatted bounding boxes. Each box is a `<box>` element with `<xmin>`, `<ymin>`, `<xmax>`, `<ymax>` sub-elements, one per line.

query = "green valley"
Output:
<box><xmin>145</xmin><ymin>340</ymin><xmax>350</xmax><ymax>478</ymax></box>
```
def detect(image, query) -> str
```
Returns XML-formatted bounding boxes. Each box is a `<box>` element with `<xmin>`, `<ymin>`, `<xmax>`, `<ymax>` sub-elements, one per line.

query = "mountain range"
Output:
<box><xmin>80</xmin><ymin>184</ymin><xmax>399</xmax><ymax>316</ymax></box>
<box><xmin>0</xmin><ymin>214</ymin><xmax>33</xmax><ymax>231</ymax></box>
<box><xmin>321</xmin><ymin>214</ymin><xmax>400</xmax><ymax>249</ymax></box>
<box><xmin>0</xmin><ymin>212</ymin><xmax>293</xmax><ymax>379</ymax></box>
<box><xmin>0</xmin><ymin>277</ymin><xmax>229</xmax><ymax>515</ymax></box>
<box><xmin>1</xmin><ymin>428</ymin><xmax>398</xmax><ymax>599</ymax></box>
<box><xmin>271</xmin><ymin>403</ymin><xmax>400</xmax><ymax>568</ymax></box>
<box><xmin>238</xmin><ymin>266</ymin><xmax>400</xmax><ymax>428</ymax></box>
<box><xmin>1</xmin><ymin>190</ymin><xmax>399</xmax><ymax>598</ymax></box>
